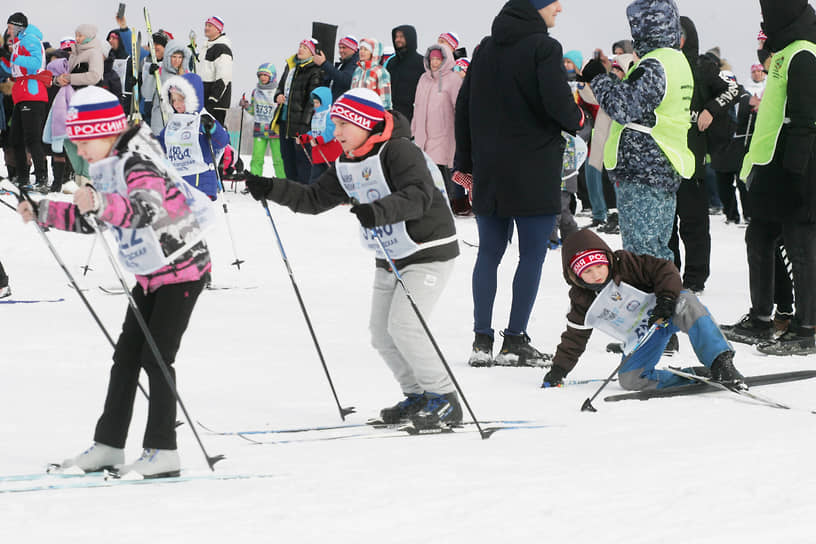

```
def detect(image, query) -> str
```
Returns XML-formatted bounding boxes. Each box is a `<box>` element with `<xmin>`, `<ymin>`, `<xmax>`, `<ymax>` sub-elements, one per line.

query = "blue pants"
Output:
<box><xmin>280</xmin><ymin>136</ymin><xmax>313</xmax><ymax>184</ymax></box>
<box><xmin>473</xmin><ymin>214</ymin><xmax>556</xmax><ymax>337</ymax></box>
<box><xmin>585</xmin><ymin>165</ymin><xmax>607</xmax><ymax>222</ymax></box>
<box><xmin>617</xmin><ymin>291</ymin><xmax>733</xmax><ymax>390</ymax></box>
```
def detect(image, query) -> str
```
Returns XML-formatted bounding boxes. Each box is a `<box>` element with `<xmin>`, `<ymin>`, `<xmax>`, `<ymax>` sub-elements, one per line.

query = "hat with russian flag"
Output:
<box><xmin>330</xmin><ymin>88</ymin><xmax>386</xmax><ymax>132</ymax></box>
<box><xmin>569</xmin><ymin>249</ymin><xmax>610</xmax><ymax>278</ymax></box>
<box><xmin>338</xmin><ymin>35</ymin><xmax>359</xmax><ymax>52</ymax></box>
<box><xmin>438</xmin><ymin>32</ymin><xmax>459</xmax><ymax>51</ymax></box>
<box><xmin>65</xmin><ymin>87</ymin><xmax>128</xmax><ymax>141</ymax></box>
<box><xmin>206</xmin><ymin>16</ymin><xmax>224</xmax><ymax>34</ymax></box>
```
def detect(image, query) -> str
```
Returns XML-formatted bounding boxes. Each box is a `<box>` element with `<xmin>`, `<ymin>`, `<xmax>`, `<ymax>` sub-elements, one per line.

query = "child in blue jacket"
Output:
<box><xmin>159</xmin><ymin>72</ymin><xmax>229</xmax><ymax>200</ymax></box>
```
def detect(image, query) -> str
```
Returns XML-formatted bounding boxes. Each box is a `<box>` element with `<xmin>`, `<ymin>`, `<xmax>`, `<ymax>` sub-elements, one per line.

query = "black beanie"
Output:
<box><xmin>7</xmin><ymin>12</ymin><xmax>28</xmax><ymax>27</ymax></box>
<box><xmin>761</xmin><ymin>0</ymin><xmax>808</xmax><ymax>35</ymax></box>
<box><xmin>152</xmin><ymin>32</ymin><xmax>168</xmax><ymax>47</ymax></box>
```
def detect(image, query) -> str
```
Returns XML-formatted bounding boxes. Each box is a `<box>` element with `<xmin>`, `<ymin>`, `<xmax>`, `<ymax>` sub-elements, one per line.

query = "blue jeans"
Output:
<box><xmin>618</xmin><ymin>291</ymin><xmax>733</xmax><ymax>390</ymax></box>
<box><xmin>585</xmin><ymin>165</ymin><xmax>607</xmax><ymax>222</ymax></box>
<box><xmin>473</xmin><ymin>214</ymin><xmax>557</xmax><ymax>337</ymax></box>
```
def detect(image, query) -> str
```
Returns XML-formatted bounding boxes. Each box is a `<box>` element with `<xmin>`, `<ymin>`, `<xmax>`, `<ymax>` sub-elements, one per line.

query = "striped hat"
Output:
<box><xmin>454</xmin><ymin>57</ymin><xmax>470</xmax><ymax>72</ymax></box>
<box><xmin>65</xmin><ymin>87</ymin><xmax>128</xmax><ymax>141</ymax></box>
<box><xmin>330</xmin><ymin>88</ymin><xmax>386</xmax><ymax>132</ymax></box>
<box><xmin>751</xmin><ymin>63</ymin><xmax>764</xmax><ymax>73</ymax></box>
<box><xmin>206</xmin><ymin>16</ymin><xmax>224</xmax><ymax>33</ymax></box>
<box><xmin>59</xmin><ymin>36</ymin><xmax>76</xmax><ymax>50</ymax></box>
<box><xmin>569</xmin><ymin>249</ymin><xmax>610</xmax><ymax>278</ymax></box>
<box><xmin>438</xmin><ymin>32</ymin><xmax>459</xmax><ymax>51</ymax></box>
<box><xmin>338</xmin><ymin>35</ymin><xmax>359</xmax><ymax>52</ymax></box>
<box><xmin>300</xmin><ymin>38</ymin><xmax>318</xmax><ymax>56</ymax></box>
<box><xmin>257</xmin><ymin>62</ymin><xmax>277</xmax><ymax>80</ymax></box>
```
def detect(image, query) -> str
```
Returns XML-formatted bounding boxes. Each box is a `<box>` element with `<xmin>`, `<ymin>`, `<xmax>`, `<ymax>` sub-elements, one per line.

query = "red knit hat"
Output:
<box><xmin>570</xmin><ymin>249</ymin><xmax>610</xmax><ymax>278</ymax></box>
<box><xmin>300</xmin><ymin>38</ymin><xmax>318</xmax><ymax>56</ymax></box>
<box><xmin>206</xmin><ymin>16</ymin><xmax>224</xmax><ymax>34</ymax></box>
<box><xmin>338</xmin><ymin>35</ymin><xmax>359</xmax><ymax>52</ymax></box>
<box><xmin>438</xmin><ymin>32</ymin><xmax>459</xmax><ymax>51</ymax></box>
<box><xmin>330</xmin><ymin>88</ymin><xmax>386</xmax><ymax>132</ymax></box>
<box><xmin>454</xmin><ymin>58</ymin><xmax>470</xmax><ymax>72</ymax></box>
<box><xmin>65</xmin><ymin>87</ymin><xmax>128</xmax><ymax>141</ymax></box>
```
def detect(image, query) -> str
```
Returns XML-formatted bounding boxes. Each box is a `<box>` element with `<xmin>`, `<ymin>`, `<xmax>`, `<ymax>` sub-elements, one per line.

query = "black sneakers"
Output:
<box><xmin>379</xmin><ymin>393</ymin><xmax>426</xmax><ymax>424</ymax></box>
<box><xmin>721</xmin><ymin>312</ymin><xmax>773</xmax><ymax>345</ymax></box>
<box><xmin>710</xmin><ymin>351</ymin><xmax>745</xmax><ymax>386</ymax></box>
<box><xmin>411</xmin><ymin>392</ymin><xmax>463</xmax><ymax>430</ymax></box>
<box><xmin>757</xmin><ymin>324</ymin><xmax>816</xmax><ymax>356</ymax></box>
<box><xmin>468</xmin><ymin>333</ymin><xmax>494</xmax><ymax>367</ymax></box>
<box><xmin>494</xmin><ymin>333</ymin><xmax>552</xmax><ymax>367</ymax></box>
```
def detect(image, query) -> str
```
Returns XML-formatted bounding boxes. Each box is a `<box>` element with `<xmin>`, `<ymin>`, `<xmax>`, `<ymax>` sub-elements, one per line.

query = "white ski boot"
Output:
<box><xmin>116</xmin><ymin>448</ymin><xmax>180</xmax><ymax>479</ymax></box>
<box><xmin>57</xmin><ymin>442</ymin><xmax>125</xmax><ymax>473</ymax></box>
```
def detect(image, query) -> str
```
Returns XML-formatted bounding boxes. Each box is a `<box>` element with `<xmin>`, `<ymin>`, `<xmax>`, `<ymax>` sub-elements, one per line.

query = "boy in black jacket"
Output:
<box><xmin>245</xmin><ymin>88</ymin><xmax>462</xmax><ymax>429</ymax></box>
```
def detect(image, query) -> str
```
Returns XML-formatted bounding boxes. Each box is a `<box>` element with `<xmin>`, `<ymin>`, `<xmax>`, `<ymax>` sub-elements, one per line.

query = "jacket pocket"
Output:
<box><xmin>782</xmin><ymin>127</ymin><xmax>816</xmax><ymax>175</ymax></box>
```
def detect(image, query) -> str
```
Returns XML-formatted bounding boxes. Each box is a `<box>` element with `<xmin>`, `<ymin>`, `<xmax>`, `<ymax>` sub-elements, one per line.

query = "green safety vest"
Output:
<box><xmin>739</xmin><ymin>40</ymin><xmax>816</xmax><ymax>181</ymax></box>
<box><xmin>604</xmin><ymin>48</ymin><xmax>695</xmax><ymax>179</ymax></box>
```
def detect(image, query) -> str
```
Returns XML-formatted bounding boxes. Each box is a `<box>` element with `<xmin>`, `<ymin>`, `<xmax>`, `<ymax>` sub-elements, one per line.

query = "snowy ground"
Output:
<box><xmin>2</xmin><ymin>167</ymin><xmax>815</xmax><ymax>543</ymax></box>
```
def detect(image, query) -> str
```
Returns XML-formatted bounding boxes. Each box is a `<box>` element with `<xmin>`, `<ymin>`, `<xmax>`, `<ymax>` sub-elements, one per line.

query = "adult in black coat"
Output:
<box><xmin>388</xmin><ymin>25</ymin><xmax>424</xmax><ymax>121</ymax></box>
<box><xmin>732</xmin><ymin>0</ymin><xmax>816</xmax><ymax>355</ymax></box>
<box><xmin>668</xmin><ymin>16</ymin><xmax>739</xmax><ymax>293</ymax></box>
<box><xmin>454</xmin><ymin>0</ymin><xmax>584</xmax><ymax>366</ymax></box>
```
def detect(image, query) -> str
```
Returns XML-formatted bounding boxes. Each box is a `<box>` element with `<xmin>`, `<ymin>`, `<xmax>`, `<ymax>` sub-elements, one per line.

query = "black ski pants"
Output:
<box><xmin>94</xmin><ymin>278</ymin><xmax>205</xmax><ymax>450</ymax></box>
<box><xmin>746</xmin><ymin>219</ymin><xmax>816</xmax><ymax>327</ymax></box>
<box><xmin>9</xmin><ymin>100</ymin><xmax>48</xmax><ymax>183</ymax></box>
<box><xmin>668</xmin><ymin>178</ymin><xmax>711</xmax><ymax>290</ymax></box>
<box><xmin>715</xmin><ymin>170</ymin><xmax>750</xmax><ymax>223</ymax></box>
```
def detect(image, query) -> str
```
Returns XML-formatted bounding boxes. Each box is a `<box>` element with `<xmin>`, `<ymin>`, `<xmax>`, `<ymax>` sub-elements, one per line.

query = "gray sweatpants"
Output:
<box><xmin>369</xmin><ymin>260</ymin><xmax>455</xmax><ymax>395</ymax></box>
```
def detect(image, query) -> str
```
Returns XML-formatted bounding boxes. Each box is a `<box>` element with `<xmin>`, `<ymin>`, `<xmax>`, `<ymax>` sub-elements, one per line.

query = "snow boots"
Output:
<box><xmin>467</xmin><ymin>333</ymin><xmax>494</xmax><ymax>367</ymax></box>
<box><xmin>116</xmin><ymin>448</ymin><xmax>181</xmax><ymax>479</ymax></box>
<box><xmin>379</xmin><ymin>393</ymin><xmax>426</xmax><ymax>424</ymax></box>
<box><xmin>0</xmin><ymin>286</ymin><xmax>10</xmax><ymax>299</ymax></box>
<box><xmin>494</xmin><ymin>333</ymin><xmax>551</xmax><ymax>367</ymax></box>
<box><xmin>721</xmin><ymin>312</ymin><xmax>773</xmax><ymax>345</ymax></box>
<box><xmin>59</xmin><ymin>442</ymin><xmax>125</xmax><ymax>473</ymax></box>
<box><xmin>709</xmin><ymin>351</ymin><xmax>745</xmax><ymax>386</ymax></box>
<box><xmin>411</xmin><ymin>391</ymin><xmax>463</xmax><ymax>430</ymax></box>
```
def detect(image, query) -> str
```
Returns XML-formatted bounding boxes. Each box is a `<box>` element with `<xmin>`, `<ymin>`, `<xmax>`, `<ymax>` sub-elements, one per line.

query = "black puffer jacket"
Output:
<box><xmin>455</xmin><ymin>0</ymin><xmax>583</xmax><ymax>217</ymax></box>
<box><xmin>274</xmin><ymin>56</ymin><xmax>324</xmax><ymax>139</ymax></box>
<box><xmin>388</xmin><ymin>25</ymin><xmax>425</xmax><ymax>121</ymax></box>
<box><xmin>263</xmin><ymin>111</ymin><xmax>459</xmax><ymax>270</ymax></box>
<box><xmin>747</xmin><ymin>0</ymin><xmax>816</xmax><ymax>222</ymax></box>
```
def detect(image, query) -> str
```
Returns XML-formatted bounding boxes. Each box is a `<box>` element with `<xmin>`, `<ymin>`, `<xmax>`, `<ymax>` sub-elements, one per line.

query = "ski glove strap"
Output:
<box><xmin>648</xmin><ymin>295</ymin><xmax>676</xmax><ymax>327</ymax></box>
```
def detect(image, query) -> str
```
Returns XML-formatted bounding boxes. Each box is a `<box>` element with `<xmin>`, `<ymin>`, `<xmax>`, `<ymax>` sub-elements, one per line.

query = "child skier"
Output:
<box><xmin>296</xmin><ymin>86</ymin><xmax>342</xmax><ymax>182</ymax></box>
<box><xmin>244</xmin><ymin>88</ymin><xmax>461</xmax><ymax>429</ymax></box>
<box><xmin>158</xmin><ymin>72</ymin><xmax>229</xmax><ymax>200</ymax></box>
<box><xmin>239</xmin><ymin>63</ymin><xmax>284</xmax><ymax>177</ymax></box>
<box><xmin>542</xmin><ymin>229</ymin><xmax>745</xmax><ymax>390</ymax></box>
<box><xmin>16</xmin><ymin>86</ymin><xmax>214</xmax><ymax>478</ymax></box>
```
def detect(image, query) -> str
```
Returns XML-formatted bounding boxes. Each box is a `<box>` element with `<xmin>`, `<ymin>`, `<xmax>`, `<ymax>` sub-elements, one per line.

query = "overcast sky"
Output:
<box><xmin>15</xmin><ymin>1</ymin><xmax>764</xmax><ymax>104</ymax></box>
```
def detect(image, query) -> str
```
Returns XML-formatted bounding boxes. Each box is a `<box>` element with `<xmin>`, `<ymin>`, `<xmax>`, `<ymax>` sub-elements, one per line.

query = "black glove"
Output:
<box><xmin>648</xmin><ymin>295</ymin><xmax>677</xmax><ymax>327</ymax></box>
<box><xmin>200</xmin><ymin>114</ymin><xmax>215</xmax><ymax>134</ymax></box>
<box><xmin>148</xmin><ymin>63</ymin><xmax>160</xmax><ymax>75</ymax></box>
<box><xmin>578</xmin><ymin>59</ymin><xmax>606</xmax><ymax>83</ymax></box>
<box><xmin>350</xmin><ymin>203</ymin><xmax>376</xmax><ymax>229</ymax></box>
<box><xmin>244</xmin><ymin>173</ymin><xmax>273</xmax><ymax>201</ymax></box>
<box><xmin>542</xmin><ymin>366</ymin><xmax>568</xmax><ymax>388</ymax></box>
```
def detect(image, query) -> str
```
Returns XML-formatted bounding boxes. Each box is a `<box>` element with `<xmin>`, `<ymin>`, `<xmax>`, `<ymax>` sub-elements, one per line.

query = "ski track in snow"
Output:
<box><xmin>2</xmin><ymin>161</ymin><xmax>815</xmax><ymax>543</ymax></box>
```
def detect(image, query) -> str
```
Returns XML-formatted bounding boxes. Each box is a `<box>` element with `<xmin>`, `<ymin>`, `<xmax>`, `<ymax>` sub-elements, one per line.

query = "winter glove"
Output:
<box><xmin>238</xmin><ymin>98</ymin><xmax>249</xmax><ymax>109</ymax></box>
<box><xmin>451</xmin><ymin>171</ymin><xmax>473</xmax><ymax>192</ymax></box>
<box><xmin>148</xmin><ymin>63</ymin><xmax>160</xmax><ymax>75</ymax></box>
<box><xmin>74</xmin><ymin>185</ymin><xmax>102</xmax><ymax>215</ymax></box>
<box><xmin>350</xmin><ymin>203</ymin><xmax>376</xmax><ymax>229</ymax></box>
<box><xmin>200</xmin><ymin>114</ymin><xmax>216</xmax><ymax>134</ymax></box>
<box><xmin>648</xmin><ymin>295</ymin><xmax>677</xmax><ymax>327</ymax></box>
<box><xmin>579</xmin><ymin>59</ymin><xmax>607</xmax><ymax>83</ymax></box>
<box><xmin>244</xmin><ymin>173</ymin><xmax>273</xmax><ymax>201</ymax></box>
<box><xmin>297</xmin><ymin>134</ymin><xmax>312</xmax><ymax>146</ymax></box>
<box><xmin>542</xmin><ymin>366</ymin><xmax>568</xmax><ymax>388</ymax></box>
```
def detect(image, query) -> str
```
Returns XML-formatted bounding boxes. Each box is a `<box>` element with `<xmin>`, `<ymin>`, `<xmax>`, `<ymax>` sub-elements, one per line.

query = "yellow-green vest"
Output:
<box><xmin>739</xmin><ymin>40</ymin><xmax>816</xmax><ymax>181</ymax></box>
<box><xmin>604</xmin><ymin>48</ymin><xmax>695</xmax><ymax>179</ymax></box>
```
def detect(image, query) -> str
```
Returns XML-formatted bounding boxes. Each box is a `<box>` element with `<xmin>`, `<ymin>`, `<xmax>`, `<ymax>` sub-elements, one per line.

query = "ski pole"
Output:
<box><xmin>258</xmin><ymin>198</ymin><xmax>355</xmax><ymax>420</ymax></box>
<box><xmin>205</xmin><ymin>130</ymin><xmax>245</xmax><ymax>269</ymax></box>
<box><xmin>237</xmin><ymin>93</ymin><xmax>246</xmax><ymax>160</ymax></box>
<box><xmin>581</xmin><ymin>323</ymin><xmax>665</xmax><ymax>412</ymax></box>
<box><xmin>81</xmin><ymin>235</ymin><xmax>96</xmax><ymax>276</ymax></box>
<box><xmin>5</xmin><ymin>186</ymin><xmax>151</xmax><ymax>402</ymax></box>
<box><xmin>144</xmin><ymin>8</ymin><xmax>167</xmax><ymax>127</ymax></box>
<box><xmin>360</xmin><ymin>210</ymin><xmax>492</xmax><ymax>439</ymax></box>
<box><xmin>85</xmin><ymin>214</ymin><xmax>224</xmax><ymax>471</ymax></box>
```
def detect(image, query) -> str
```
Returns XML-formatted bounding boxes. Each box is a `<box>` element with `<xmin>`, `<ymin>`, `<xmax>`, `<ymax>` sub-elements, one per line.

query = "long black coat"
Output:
<box><xmin>455</xmin><ymin>0</ymin><xmax>583</xmax><ymax>217</ymax></box>
<box><xmin>748</xmin><ymin>2</ymin><xmax>816</xmax><ymax>223</ymax></box>
<box><xmin>388</xmin><ymin>25</ymin><xmax>424</xmax><ymax>122</ymax></box>
<box><xmin>274</xmin><ymin>58</ymin><xmax>323</xmax><ymax>139</ymax></box>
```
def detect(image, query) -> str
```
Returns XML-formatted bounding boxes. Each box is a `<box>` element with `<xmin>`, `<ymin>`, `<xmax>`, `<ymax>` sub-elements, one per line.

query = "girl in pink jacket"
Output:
<box><xmin>411</xmin><ymin>44</ymin><xmax>465</xmax><ymax>212</ymax></box>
